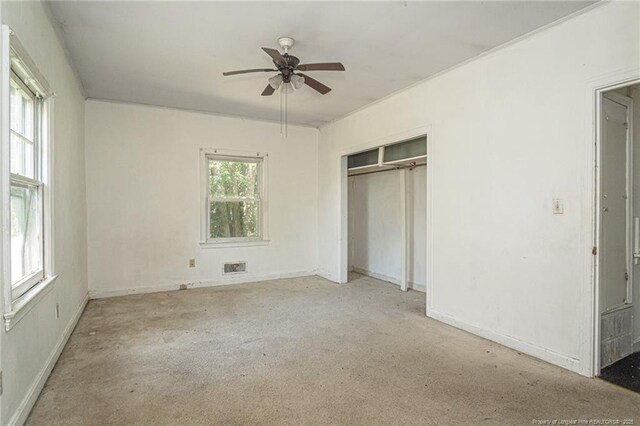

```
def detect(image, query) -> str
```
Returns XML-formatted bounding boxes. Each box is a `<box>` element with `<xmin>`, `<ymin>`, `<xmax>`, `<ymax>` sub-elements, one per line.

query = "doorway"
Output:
<box><xmin>345</xmin><ymin>135</ymin><xmax>427</xmax><ymax>292</ymax></box>
<box><xmin>598</xmin><ymin>83</ymin><xmax>640</xmax><ymax>392</ymax></box>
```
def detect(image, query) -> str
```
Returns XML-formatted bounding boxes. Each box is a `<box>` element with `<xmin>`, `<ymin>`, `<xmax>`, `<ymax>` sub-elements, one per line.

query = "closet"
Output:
<box><xmin>347</xmin><ymin>136</ymin><xmax>427</xmax><ymax>291</ymax></box>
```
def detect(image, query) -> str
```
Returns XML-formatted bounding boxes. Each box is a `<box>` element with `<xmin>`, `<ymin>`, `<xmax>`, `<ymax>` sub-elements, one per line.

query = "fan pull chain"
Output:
<box><xmin>278</xmin><ymin>83</ymin><xmax>289</xmax><ymax>137</ymax></box>
<box><xmin>280</xmin><ymin>86</ymin><xmax>283</xmax><ymax>134</ymax></box>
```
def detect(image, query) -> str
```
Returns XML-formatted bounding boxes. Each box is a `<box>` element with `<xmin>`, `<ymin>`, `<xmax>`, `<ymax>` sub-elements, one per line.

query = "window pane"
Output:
<box><xmin>10</xmin><ymin>132</ymin><xmax>35</xmax><ymax>178</ymax></box>
<box><xmin>210</xmin><ymin>200</ymin><xmax>258</xmax><ymax>239</ymax></box>
<box><xmin>10</xmin><ymin>185</ymin><xmax>42</xmax><ymax>286</ymax></box>
<box><xmin>10</xmin><ymin>75</ymin><xmax>36</xmax><ymax>179</ymax></box>
<box><xmin>209</xmin><ymin>160</ymin><xmax>258</xmax><ymax>198</ymax></box>
<box><xmin>10</xmin><ymin>82</ymin><xmax>23</xmax><ymax>134</ymax></box>
<box><xmin>383</xmin><ymin>136</ymin><xmax>427</xmax><ymax>163</ymax></box>
<box><xmin>10</xmin><ymin>78</ymin><xmax>34</xmax><ymax>140</ymax></box>
<box><xmin>347</xmin><ymin>149</ymin><xmax>378</xmax><ymax>169</ymax></box>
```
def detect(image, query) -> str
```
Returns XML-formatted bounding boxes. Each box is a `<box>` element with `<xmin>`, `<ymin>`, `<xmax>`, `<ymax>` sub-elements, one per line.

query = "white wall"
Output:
<box><xmin>317</xmin><ymin>2</ymin><xmax>640</xmax><ymax>376</ymax></box>
<box><xmin>85</xmin><ymin>100</ymin><xmax>318</xmax><ymax>297</ymax></box>
<box><xmin>348</xmin><ymin>167</ymin><xmax>426</xmax><ymax>291</ymax></box>
<box><xmin>0</xmin><ymin>2</ymin><xmax>88</xmax><ymax>424</ymax></box>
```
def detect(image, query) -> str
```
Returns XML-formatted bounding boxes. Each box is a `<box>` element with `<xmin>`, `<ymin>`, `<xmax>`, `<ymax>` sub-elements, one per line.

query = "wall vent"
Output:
<box><xmin>223</xmin><ymin>261</ymin><xmax>247</xmax><ymax>275</ymax></box>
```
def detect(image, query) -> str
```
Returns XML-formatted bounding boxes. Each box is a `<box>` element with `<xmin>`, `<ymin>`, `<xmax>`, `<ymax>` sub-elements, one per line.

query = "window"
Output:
<box><xmin>347</xmin><ymin>148</ymin><xmax>378</xmax><ymax>169</ymax></box>
<box><xmin>9</xmin><ymin>72</ymin><xmax>45</xmax><ymax>299</ymax></box>
<box><xmin>3</xmin><ymin>33</ymin><xmax>54</xmax><ymax>325</ymax></box>
<box><xmin>382</xmin><ymin>135</ymin><xmax>427</xmax><ymax>163</ymax></box>
<box><xmin>201</xmin><ymin>151</ymin><xmax>266</xmax><ymax>245</ymax></box>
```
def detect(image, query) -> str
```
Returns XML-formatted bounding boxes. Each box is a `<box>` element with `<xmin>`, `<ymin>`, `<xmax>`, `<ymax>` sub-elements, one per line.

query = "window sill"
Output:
<box><xmin>199</xmin><ymin>240</ymin><xmax>270</xmax><ymax>249</ymax></box>
<box><xmin>4</xmin><ymin>274</ymin><xmax>58</xmax><ymax>331</ymax></box>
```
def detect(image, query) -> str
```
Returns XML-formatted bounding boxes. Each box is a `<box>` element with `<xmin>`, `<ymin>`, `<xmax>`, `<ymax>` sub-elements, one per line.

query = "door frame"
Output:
<box><xmin>600</xmin><ymin>91</ymin><xmax>634</xmax><ymax>311</ymax></box>
<box><xmin>591</xmin><ymin>75</ymin><xmax>638</xmax><ymax>376</ymax></box>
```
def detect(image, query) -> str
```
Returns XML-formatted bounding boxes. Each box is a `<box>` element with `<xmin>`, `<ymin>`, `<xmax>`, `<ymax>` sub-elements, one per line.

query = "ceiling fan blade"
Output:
<box><xmin>223</xmin><ymin>68</ymin><xmax>276</xmax><ymax>76</ymax></box>
<box><xmin>261</xmin><ymin>84</ymin><xmax>275</xmax><ymax>96</ymax></box>
<box><xmin>298</xmin><ymin>73</ymin><xmax>331</xmax><ymax>95</ymax></box>
<box><xmin>262</xmin><ymin>47</ymin><xmax>287</xmax><ymax>67</ymax></box>
<box><xmin>296</xmin><ymin>63</ymin><xmax>345</xmax><ymax>72</ymax></box>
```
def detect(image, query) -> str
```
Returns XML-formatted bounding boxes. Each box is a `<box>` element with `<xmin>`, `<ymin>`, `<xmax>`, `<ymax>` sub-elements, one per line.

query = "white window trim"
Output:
<box><xmin>2</xmin><ymin>26</ymin><xmax>57</xmax><ymax>331</ymax></box>
<box><xmin>199</xmin><ymin>148</ymin><xmax>269</xmax><ymax>248</ymax></box>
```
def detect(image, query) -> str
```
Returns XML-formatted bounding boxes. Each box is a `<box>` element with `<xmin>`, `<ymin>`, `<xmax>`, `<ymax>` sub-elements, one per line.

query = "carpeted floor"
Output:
<box><xmin>601</xmin><ymin>352</ymin><xmax>640</xmax><ymax>393</ymax></box>
<box><xmin>27</xmin><ymin>274</ymin><xmax>640</xmax><ymax>425</ymax></box>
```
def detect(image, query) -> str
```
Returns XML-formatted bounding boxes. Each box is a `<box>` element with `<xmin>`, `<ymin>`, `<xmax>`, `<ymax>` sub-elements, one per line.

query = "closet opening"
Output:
<box><xmin>346</xmin><ymin>135</ymin><xmax>427</xmax><ymax>293</ymax></box>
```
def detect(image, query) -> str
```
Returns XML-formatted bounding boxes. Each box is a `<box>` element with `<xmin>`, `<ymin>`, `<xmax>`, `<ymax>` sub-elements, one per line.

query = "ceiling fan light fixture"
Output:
<box><xmin>268</xmin><ymin>74</ymin><xmax>283</xmax><ymax>89</ymax></box>
<box><xmin>290</xmin><ymin>74</ymin><xmax>305</xmax><ymax>90</ymax></box>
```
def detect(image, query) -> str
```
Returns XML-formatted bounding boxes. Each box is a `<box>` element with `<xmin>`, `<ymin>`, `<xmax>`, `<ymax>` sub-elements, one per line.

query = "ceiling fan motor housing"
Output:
<box><xmin>276</xmin><ymin>37</ymin><xmax>297</xmax><ymax>82</ymax></box>
<box><xmin>276</xmin><ymin>55</ymin><xmax>300</xmax><ymax>82</ymax></box>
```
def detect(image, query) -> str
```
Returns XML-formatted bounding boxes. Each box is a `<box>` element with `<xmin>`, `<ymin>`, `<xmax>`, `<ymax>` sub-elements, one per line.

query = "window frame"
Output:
<box><xmin>199</xmin><ymin>149</ymin><xmax>269</xmax><ymax>248</ymax></box>
<box><xmin>2</xmin><ymin>27</ymin><xmax>56</xmax><ymax>331</ymax></box>
<box><xmin>9</xmin><ymin>70</ymin><xmax>46</xmax><ymax>299</ymax></box>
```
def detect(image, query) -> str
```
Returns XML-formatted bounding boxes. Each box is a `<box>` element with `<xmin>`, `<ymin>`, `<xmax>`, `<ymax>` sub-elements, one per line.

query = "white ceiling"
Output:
<box><xmin>47</xmin><ymin>1</ymin><xmax>594</xmax><ymax>127</ymax></box>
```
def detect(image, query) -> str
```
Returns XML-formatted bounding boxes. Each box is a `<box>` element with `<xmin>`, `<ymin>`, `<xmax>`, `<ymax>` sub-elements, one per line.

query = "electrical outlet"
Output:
<box><xmin>189</xmin><ymin>258</ymin><xmax>196</xmax><ymax>268</ymax></box>
<box><xmin>56</xmin><ymin>303</ymin><xmax>60</xmax><ymax>319</ymax></box>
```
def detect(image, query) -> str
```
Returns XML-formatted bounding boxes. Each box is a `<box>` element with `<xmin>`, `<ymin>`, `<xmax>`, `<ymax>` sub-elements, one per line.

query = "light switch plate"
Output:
<box><xmin>553</xmin><ymin>199</ymin><xmax>564</xmax><ymax>214</ymax></box>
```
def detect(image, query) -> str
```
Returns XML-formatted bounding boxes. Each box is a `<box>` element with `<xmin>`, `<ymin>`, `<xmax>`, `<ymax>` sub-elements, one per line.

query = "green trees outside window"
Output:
<box><xmin>208</xmin><ymin>158</ymin><xmax>261</xmax><ymax>239</ymax></box>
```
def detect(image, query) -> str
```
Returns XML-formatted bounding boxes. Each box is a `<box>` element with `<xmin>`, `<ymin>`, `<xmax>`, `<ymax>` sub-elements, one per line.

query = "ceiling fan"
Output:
<box><xmin>222</xmin><ymin>37</ymin><xmax>345</xmax><ymax>96</ymax></box>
